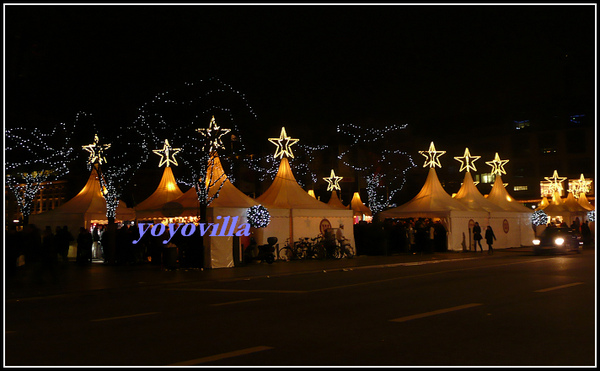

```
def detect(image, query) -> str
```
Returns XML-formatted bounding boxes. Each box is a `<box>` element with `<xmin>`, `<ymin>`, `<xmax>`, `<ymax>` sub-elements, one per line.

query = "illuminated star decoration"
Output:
<box><xmin>485</xmin><ymin>152</ymin><xmax>510</xmax><ymax>176</ymax></box>
<box><xmin>454</xmin><ymin>147</ymin><xmax>481</xmax><ymax>173</ymax></box>
<box><xmin>269</xmin><ymin>127</ymin><xmax>299</xmax><ymax>159</ymax></box>
<box><xmin>544</xmin><ymin>170</ymin><xmax>567</xmax><ymax>194</ymax></box>
<box><xmin>196</xmin><ymin>116</ymin><xmax>231</xmax><ymax>152</ymax></box>
<box><xmin>419</xmin><ymin>141</ymin><xmax>446</xmax><ymax>168</ymax></box>
<box><xmin>323</xmin><ymin>169</ymin><xmax>343</xmax><ymax>191</ymax></box>
<box><xmin>152</xmin><ymin>139</ymin><xmax>181</xmax><ymax>167</ymax></box>
<box><xmin>572</xmin><ymin>173</ymin><xmax>592</xmax><ymax>196</ymax></box>
<box><xmin>82</xmin><ymin>134</ymin><xmax>111</xmax><ymax>165</ymax></box>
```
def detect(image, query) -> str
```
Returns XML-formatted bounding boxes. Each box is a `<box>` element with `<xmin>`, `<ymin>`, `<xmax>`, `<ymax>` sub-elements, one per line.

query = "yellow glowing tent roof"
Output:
<box><xmin>169</xmin><ymin>152</ymin><xmax>259</xmax><ymax>216</ymax></box>
<box><xmin>379</xmin><ymin>167</ymin><xmax>470</xmax><ymax>218</ymax></box>
<box><xmin>134</xmin><ymin>166</ymin><xmax>184</xmax><ymax>217</ymax></box>
<box><xmin>256</xmin><ymin>157</ymin><xmax>334</xmax><ymax>209</ymax></box>
<box><xmin>327</xmin><ymin>191</ymin><xmax>347</xmax><ymax>209</ymax></box>
<box><xmin>29</xmin><ymin>168</ymin><xmax>136</xmax><ymax>230</ymax></box>
<box><xmin>454</xmin><ymin>171</ymin><xmax>505</xmax><ymax>212</ymax></box>
<box><xmin>350</xmin><ymin>192</ymin><xmax>372</xmax><ymax>217</ymax></box>
<box><xmin>486</xmin><ymin>175</ymin><xmax>533</xmax><ymax>213</ymax></box>
<box><xmin>577</xmin><ymin>193</ymin><xmax>594</xmax><ymax>211</ymax></box>
<box><xmin>563</xmin><ymin>191</ymin><xmax>589</xmax><ymax>212</ymax></box>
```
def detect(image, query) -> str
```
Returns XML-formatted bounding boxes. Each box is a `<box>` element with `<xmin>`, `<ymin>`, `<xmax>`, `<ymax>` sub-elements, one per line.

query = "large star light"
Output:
<box><xmin>485</xmin><ymin>152</ymin><xmax>510</xmax><ymax>176</ymax></box>
<box><xmin>269</xmin><ymin>127</ymin><xmax>299</xmax><ymax>159</ymax></box>
<box><xmin>323</xmin><ymin>169</ymin><xmax>343</xmax><ymax>191</ymax></box>
<box><xmin>572</xmin><ymin>173</ymin><xmax>592</xmax><ymax>195</ymax></box>
<box><xmin>82</xmin><ymin>134</ymin><xmax>111</xmax><ymax>165</ymax></box>
<box><xmin>152</xmin><ymin>139</ymin><xmax>181</xmax><ymax>167</ymax></box>
<box><xmin>454</xmin><ymin>148</ymin><xmax>481</xmax><ymax>173</ymax></box>
<box><xmin>197</xmin><ymin>116</ymin><xmax>231</xmax><ymax>152</ymax></box>
<box><xmin>544</xmin><ymin>170</ymin><xmax>567</xmax><ymax>194</ymax></box>
<box><xmin>419</xmin><ymin>141</ymin><xmax>446</xmax><ymax>168</ymax></box>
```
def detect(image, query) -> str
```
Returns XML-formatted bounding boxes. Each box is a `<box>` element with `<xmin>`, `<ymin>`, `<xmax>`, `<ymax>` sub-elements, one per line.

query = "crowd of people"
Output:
<box><xmin>354</xmin><ymin>218</ymin><xmax>448</xmax><ymax>255</ymax></box>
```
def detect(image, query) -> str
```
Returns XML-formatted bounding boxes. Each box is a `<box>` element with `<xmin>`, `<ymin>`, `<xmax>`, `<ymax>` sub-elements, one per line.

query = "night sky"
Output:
<box><xmin>5</xmin><ymin>4</ymin><xmax>596</xmax><ymax>147</ymax></box>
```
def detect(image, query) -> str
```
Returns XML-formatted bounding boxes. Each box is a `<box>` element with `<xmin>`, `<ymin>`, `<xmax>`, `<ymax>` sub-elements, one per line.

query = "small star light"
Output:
<box><xmin>197</xmin><ymin>116</ymin><xmax>231</xmax><ymax>152</ymax></box>
<box><xmin>419</xmin><ymin>141</ymin><xmax>446</xmax><ymax>168</ymax></box>
<box><xmin>485</xmin><ymin>152</ymin><xmax>510</xmax><ymax>176</ymax></box>
<box><xmin>323</xmin><ymin>169</ymin><xmax>343</xmax><ymax>191</ymax></box>
<box><xmin>269</xmin><ymin>127</ymin><xmax>299</xmax><ymax>159</ymax></box>
<box><xmin>152</xmin><ymin>139</ymin><xmax>181</xmax><ymax>167</ymax></box>
<box><xmin>544</xmin><ymin>170</ymin><xmax>568</xmax><ymax>194</ymax></box>
<box><xmin>454</xmin><ymin>148</ymin><xmax>481</xmax><ymax>173</ymax></box>
<box><xmin>82</xmin><ymin>134</ymin><xmax>111</xmax><ymax>165</ymax></box>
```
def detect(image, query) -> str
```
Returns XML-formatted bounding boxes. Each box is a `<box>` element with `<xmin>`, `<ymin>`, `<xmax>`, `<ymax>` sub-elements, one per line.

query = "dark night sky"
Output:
<box><xmin>5</xmin><ymin>4</ymin><xmax>597</xmax><ymax>146</ymax></box>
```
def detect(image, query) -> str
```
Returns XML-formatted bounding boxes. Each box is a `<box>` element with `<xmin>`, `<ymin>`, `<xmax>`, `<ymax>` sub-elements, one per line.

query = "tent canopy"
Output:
<box><xmin>135</xmin><ymin>166</ymin><xmax>184</xmax><ymax>218</ymax></box>
<box><xmin>350</xmin><ymin>192</ymin><xmax>372</xmax><ymax>217</ymax></box>
<box><xmin>327</xmin><ymin>191</ymin><xmax>347</xmax><ymax>209</ymax></box>
<box><xmin>486</xmin><ymin>175</ymin><xmax>533</xmax><ymax>213</ymax></box>
<box><xmin>454</xmin><ymin>171</ymin><xmax>505</xmax><ymax>212</ymax></box>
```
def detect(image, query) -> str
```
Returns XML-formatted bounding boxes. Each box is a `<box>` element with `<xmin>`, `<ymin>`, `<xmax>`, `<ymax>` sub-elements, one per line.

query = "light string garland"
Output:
<box><xmin>246</xmin><ymin>204</ymin><xmax>271</xmax><ymax>228</ymax></box>
<box><xmin>336</xmin><ymin>123</ymin><xmax>416</xmax><ymax>214</ymax></box>
<box><xmin>531</xmin><ymin>209</ymin><xmax>549</xmax><ymax>226</ymax></box>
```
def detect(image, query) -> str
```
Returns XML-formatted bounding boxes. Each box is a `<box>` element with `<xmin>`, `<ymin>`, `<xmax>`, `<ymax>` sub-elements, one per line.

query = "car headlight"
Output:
<box><xmin>554</xmin><ymin>238</ymin><xmax>565</xmax><ymax>246</ymax></box>
<box><xmin>533</xmin><ymin>239</ymin><xmax>540</xmax><ymax>245</ymax></box>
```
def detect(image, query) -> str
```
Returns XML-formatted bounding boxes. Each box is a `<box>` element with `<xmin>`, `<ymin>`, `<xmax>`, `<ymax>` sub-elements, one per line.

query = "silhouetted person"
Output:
<box><xmin>56</xmin><ymin>225</ymin><xmax>74</xmax><ymax>264</ymax></box>
<box><xmin>580</xmin><ymin>221</ymin><xmax>592</xmax><ymax>246</ymax></box>
<box><xmin>77</xmin><ymin>227</ymin><xmax>93</xmax><ymax>265</ymax></box>
<box><xmin>473</xmin><ymin>222</ymin><xmax>483</xmax><ymax>252</ymax></box>
<box><xmin>485</xmin><ymin>225</ymin><xmax>496</xmax><ymax>254</ymax></box>
<box><xmin>39</xmin><ymin>226</ymin><xmax>58</xmax><ymax>283</ymax></box>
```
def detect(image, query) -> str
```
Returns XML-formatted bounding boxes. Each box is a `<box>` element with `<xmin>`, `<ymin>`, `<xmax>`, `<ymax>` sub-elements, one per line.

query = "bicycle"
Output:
<box><xmin>277</xmin><ymin>238</ymin><xmax>306</xmax><ymax>261</ymax></box>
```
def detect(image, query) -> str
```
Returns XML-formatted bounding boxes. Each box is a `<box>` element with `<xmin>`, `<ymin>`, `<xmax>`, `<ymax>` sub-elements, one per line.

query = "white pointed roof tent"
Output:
<box><xmin>350</xmin><ymin>192</ymin><xmax>372</xmax><ymax>223</ymax></box>
<box><xmin>327</xmin><ymin>191</ymin><xmax>347</xmax><ymax>209</ymax></box>
<box><xmin>166</xmin><ymin>152</ymin><xmax>260</xmax><ymax>268</ymax></box>
<box><xmin>578</xmin><ymin>193</ymin><xmax>595</xmax><ymax>211</ymax></box>
<box><xmin>453</xmin><ymin>149</ymin><xmax>534</xmax><ymax>249</ymax></box>
<box><xmin>29</xmin><ymin>168</ymin><xmax>136</xmax><ymax>253</ymax></box>
<box><xmin>255</xmin><ymin>128</ymin><xmax>354</xmax><ymax>251</ymax></box>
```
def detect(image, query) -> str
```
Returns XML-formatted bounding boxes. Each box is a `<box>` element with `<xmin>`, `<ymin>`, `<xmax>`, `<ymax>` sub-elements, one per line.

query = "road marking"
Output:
<box><xmin>169</xmin><ymin>346</ymin><xmax>274</xmax><ymax>366</ymax></box>
<box><xmin>390</xmin><ymin>303</ymin><xmax>483</xmax><ymax>323</ymax></box>
<box><xmin>211</xmin><ymin>298</ymin><xmax>263</xmax><ymax>307</ymax></box>
<box><xmin>534</xmin><ymin>282</ymin><xmax>584</xmax><ymax>293</ymax></box>
<box><xmin>167</xmin><ymin>288</ymin><xmax>307</xmax><ymax>294</ymax></box>
<box><xmin>91</xmin><ymin>312</ymin><xmax>160</xmax><ymax>322</ymax></box>
<box><xmin>310</xmin><ymin>258</ymin><xmax>554</xmax><ymax>293</ymax></box>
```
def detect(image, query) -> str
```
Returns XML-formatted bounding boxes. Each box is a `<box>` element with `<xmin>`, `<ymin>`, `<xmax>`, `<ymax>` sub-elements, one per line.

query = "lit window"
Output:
<box><xmin>480</xmin><ymin>173</ymin><xmax>495</xmax><ymax>184</ymax></box>
<box><xmin>513</xmin><ymin>186</ymin><xmax>528</xmax><ymax>192</ymax></box>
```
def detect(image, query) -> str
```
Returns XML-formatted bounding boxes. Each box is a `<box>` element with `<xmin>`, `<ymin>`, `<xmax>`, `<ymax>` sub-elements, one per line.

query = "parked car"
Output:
<box><xmin>533</xmin><ymin>227</ymin><xmax>583</xmax><ymax>255</ymax></box>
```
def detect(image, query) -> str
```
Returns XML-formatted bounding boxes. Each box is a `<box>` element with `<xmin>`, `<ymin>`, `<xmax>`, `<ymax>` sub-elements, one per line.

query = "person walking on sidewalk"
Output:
<box><xmin>473</xmin><ymin>222</ymin><xmax>483</xmax><ymax>252</ymax></box>
<box><xmin>485</xmin><ymin>225</ymin><xmax>496</xmax><ymax>254</ymax></box>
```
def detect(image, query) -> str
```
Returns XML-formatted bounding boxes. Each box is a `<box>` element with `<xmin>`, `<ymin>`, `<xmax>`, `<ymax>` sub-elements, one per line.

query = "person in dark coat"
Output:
<box><xmin>473</xmin><ymin>222</ymin><xmax>483</xmax><ymax>252</ymax></box>
<box><xmin>77</xmin><ymin>227</ymin><xmax>93</xmax><ymax>265</ymax></box>
<box><xmin>485</xmin><ymin>225</ymin><xmax>496</xmax><ymax>254</ymax></box>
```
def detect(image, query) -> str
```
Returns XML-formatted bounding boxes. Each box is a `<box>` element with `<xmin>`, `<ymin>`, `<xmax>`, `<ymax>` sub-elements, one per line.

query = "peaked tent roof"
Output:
<box><xmin>134</xmin><ymin>166</ymin><xmax>184</xmax><ymax>217</ymax></box>
<box><xmin>454</xmin><ymin>171</ymin><xmax>505</xmax><ymax>212</ymax></box>
<box><xmin>350</xmin><ymin>192</ymin><xmax>372</xmax><ymax>217</ymax></box>
<box><xmin>30</xmin><ymin>168</ymin><xmax>135</xmax><ymax>225</ymax></box>
<box><xmin>486</xmin><ymin>175</ymin><xmax>533</xmax><ymax>213</ymax></box>
<box><xmin>539</xmin><ymin>191</ymin><xmax>571</xmax><ymax>214</ymax></box>
<box><xmin>256</xmin><ymin>157</ymin><xmax>333</xmax><ymax>209</ymax></box>
<box><xmin>577</xmin><ymin>193</ymin><xmax>595</xmax><ymax>211</ymax></box>
<box><xmin>379</xmin><ymin>167</ymin><xmax>469</xmax><ymax>218</ymax></box>
<box><xmin>327</xmin><ymin>191</ymin><xmax>347</xmax><ymax>209</ymax></box>
<box><xmin>563</xmin><ymin>192</ymin><xmax>590</xmax><ymax>213</ymax></box>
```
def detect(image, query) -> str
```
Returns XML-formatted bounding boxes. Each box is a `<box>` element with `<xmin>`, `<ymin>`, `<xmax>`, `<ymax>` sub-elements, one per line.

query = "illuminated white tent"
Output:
<box><xmin>29</xmin><ymin>168</ymin><xmax>136</xmax><ymax>256</ymax></box>
<box><xmin>255</xmin><ymin>157</ymin><xmax>354</xmax><ymax>253</ymax></box>
<box><xmin>350</xmin><ymin>192</ymin><xmax>372</xmax><ymax>223</ymax></box>
<box><xmin>563</xmin><ymin>191</ymin><xmax>590</xmax><ymax>224</ymax></box>
<box><xmin>134</xmin><ymin>166</ymin><xmax>184</xmax><ymax>220</ymax></box>
<box><xmin>578</xmin><ymin>193</ymin><xmax>595</xmax><ymax>211</ymax></box>
<box><xmin>485</xmin><ymin>175</ymin><xmax>535</xmax><ymax>247</ymax></box>
<box><xmin>166</xmin><ymin>153</ymin><xmax>259</xmax><ymax>268</ymax></box>
<box><xmin>539</xmin><ymin>191</ymin><xmax>574</xmax><ymax>225</ymax></box>
<box><xmin>378</xmin><ymin>167</ymin><xmax>477</xmax><ymax>251</ymax></box>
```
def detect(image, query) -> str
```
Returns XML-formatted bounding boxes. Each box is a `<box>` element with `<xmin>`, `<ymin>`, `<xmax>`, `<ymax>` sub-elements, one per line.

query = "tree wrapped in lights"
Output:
<box><xmin>6</xmin><ymin>123</ymin><xmax>77</xmax><ymax>224</ymax></box>
<box><xmin>246</xmin><ymin>205</ymin><xmax>271</xmax><ymax>228</ymax></box>
<box><xmin>531</xmin><ymin>209</ymin><xmax>549</xmax><ymax>226</ymax></box>
<box><xmin>336</xmin><ymin>123</ymin><xmax>417</xmax><ymax>215</ymax></box>
<box><xmin>587</xmin><ymin>210</ymin><xmax>595</xmax><ymax>223</ymax></box>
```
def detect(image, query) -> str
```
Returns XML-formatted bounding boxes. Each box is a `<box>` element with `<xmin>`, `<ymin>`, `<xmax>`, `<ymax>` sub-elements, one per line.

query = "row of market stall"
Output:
<box><xmin>30</xmin><ymin>136</ymin><xmax>594</xmax><ymax>267</ymax></box>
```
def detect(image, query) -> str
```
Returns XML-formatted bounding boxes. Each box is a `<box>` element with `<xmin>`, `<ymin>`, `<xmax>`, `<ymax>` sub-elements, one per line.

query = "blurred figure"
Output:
<box><xmin>56</xmin><ymin>225</ymin><xmax>74</xmax><ymax>264</ymax></box>
<box><xmin>473</xmin><ymin>222</ymin><xmax>483</xmax><ymax>252</ymax></box>
<box><xmin>485</xmin><ymin>225</ymin><xmax>496</xmax><ymax>254</ymax></box>
<box><xmin>77</xmin><ymin>227</ymin><xmax>93</xmax><ymax>265</ymax></box>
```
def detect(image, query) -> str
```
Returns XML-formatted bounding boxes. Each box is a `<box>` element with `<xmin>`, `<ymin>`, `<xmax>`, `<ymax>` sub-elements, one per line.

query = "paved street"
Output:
<box><xmin>4</xmin><ymin>248</ymin><xmax>596</xmax><ymax>367</ymax></box>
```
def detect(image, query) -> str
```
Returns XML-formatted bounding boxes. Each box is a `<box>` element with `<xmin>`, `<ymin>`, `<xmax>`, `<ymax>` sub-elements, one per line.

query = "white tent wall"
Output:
<box><xmin>447</xmin><ymin>210</ymin><xmax>489</xmax><ymax>251</ymax></box>
<box><xmin>291</xmin><ymin>208</ymin><xmax>355</xmax><ymax>250</ymax></box>
<box><xmin>488</xmin><ymin>213</ymin><xmax>524</xmax><ymax>249</ymax></box>
<box><xmin>253</xmin><ymin>208</ymin><xmax>292</xmax><ymax>253</ymax></box>
<box><xmin>204</xmin><ymin>207</ymin><xmax>253</xmax><ymax>269</ymax></box>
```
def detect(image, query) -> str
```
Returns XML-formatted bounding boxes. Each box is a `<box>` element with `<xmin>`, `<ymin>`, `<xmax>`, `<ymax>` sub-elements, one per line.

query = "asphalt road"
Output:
<box><xmin>4</xmin><ymin>250</ymin><xmax>596</xmax><ymax>367</ymax></box>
